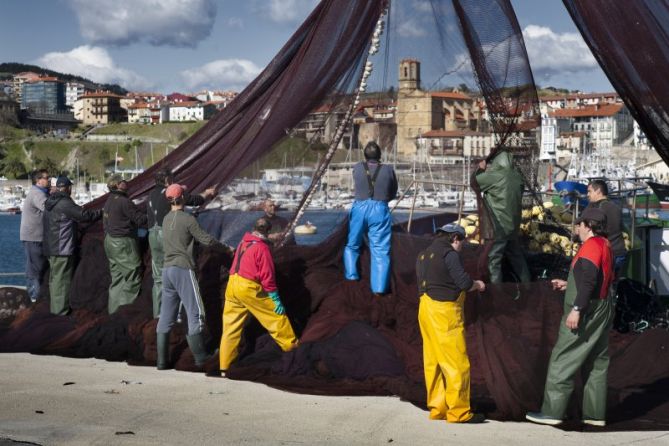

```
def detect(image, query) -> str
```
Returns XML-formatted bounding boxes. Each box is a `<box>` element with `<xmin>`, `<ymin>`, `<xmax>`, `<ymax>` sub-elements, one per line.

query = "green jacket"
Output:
<box><xmin>474</xmin><ymin>151</ymin><xmax>524</xmax><ymax>239</ymax></box>
<box><xmin>162</xmin><ymin>209</ymin><xmax>218</xmax><ymax>270</ymax></box>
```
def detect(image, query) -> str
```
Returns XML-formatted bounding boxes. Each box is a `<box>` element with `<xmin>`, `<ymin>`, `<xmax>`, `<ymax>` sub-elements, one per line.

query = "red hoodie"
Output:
<box><xmin>230</xmin><ymin>232</ymin><xmax>277</xmax><ymax>292</ymax></box>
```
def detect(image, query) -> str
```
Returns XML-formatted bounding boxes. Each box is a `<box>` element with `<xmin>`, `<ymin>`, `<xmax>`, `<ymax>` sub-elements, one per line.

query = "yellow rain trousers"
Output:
<box><xmin>418</xmin><ymin>291</ymin><xmax>474</xmax><ymax>423</ymax></box>
<box><xmin>220</xmin><ymin>274</ymin><xmax>298</xmax><ymax>370</ymax></box>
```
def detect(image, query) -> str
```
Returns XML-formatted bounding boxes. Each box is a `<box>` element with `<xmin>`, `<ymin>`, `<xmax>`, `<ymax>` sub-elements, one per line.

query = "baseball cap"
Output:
<box><xmin>165</xmin><ymin>183</ymin><xmax>185</xmax><ymax>200</ymax></box>
<box><xmin>55</xmin><ymin>176</ymin><xmax>73</xmax><ymax>187</ymax></box>
<box><xmin>576</xmin><ymin>207</ymin><xmax>607</xmax><ymax>225</ymax></box>
<box><xmin>436</xmin><ymin>223</ymin><xmax>466</xmax><ymax>238</ymax></box>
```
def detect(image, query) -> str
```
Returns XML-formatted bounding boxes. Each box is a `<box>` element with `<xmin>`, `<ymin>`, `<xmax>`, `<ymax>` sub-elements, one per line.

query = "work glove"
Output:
<box><xmin>268</xmin><ymin>291</ymin><xmax>285</xmax><ymax>315</ymax></box>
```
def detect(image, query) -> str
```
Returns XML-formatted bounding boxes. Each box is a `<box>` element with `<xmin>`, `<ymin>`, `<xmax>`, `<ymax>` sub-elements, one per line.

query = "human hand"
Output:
<box><xmin>551</xmin><ymin>279</ymin><xmax>567</xmax><ymax>291</ymax></box>
<box><xmin>203</xmin><ymin>187</ymin><xmax>216</xmax><ymax>198</ymax></box>
<box><xmin>474</xmin><ymin>280</ymin><xmax>485</xmax><ymax>292</ymax></box>
<box><xmin>268</xmin><ymin>291</ymin><xmax>285</xmax><ymax>315</ymax></box>
<box><xmin>565</xmin><ymin>309</ymin><xmax>580</xmax><ymax>330</ymax></box>
<box><xmin>478</xmin><ymin>160</ymin><xmax>487</xmax><ymax>170</ymax></box>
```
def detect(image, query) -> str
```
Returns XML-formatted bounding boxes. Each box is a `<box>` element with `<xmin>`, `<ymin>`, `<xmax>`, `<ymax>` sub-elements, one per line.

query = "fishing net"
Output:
<box><xmin>1</xmin><ymin>0</ymin><xmax>669</xmax><ymax>431</ymax></box>
<box><xmin>563</xmin><ymin>0</ymin><xmax>669</xmax><ymax>167</ymax></box>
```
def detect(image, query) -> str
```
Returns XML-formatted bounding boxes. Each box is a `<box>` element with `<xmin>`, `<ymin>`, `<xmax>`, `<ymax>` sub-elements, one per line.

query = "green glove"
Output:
<box><xmin>268</xmin><ymin>291</ymin><xmax>285</xmax><ymax>315</ymax></box>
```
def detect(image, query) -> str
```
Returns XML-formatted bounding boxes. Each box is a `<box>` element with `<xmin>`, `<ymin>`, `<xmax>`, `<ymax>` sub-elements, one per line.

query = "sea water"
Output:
<box><xmin>0</xmin><ymin>209</ymin><xmax>431</xmax><ymax>286</ymax></box>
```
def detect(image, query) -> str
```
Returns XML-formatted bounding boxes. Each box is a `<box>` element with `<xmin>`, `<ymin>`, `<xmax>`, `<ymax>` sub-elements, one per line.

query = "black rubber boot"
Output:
<box><xmin>156</xmin><ymin>332</ymin><xmax>170</xmax><ymax>370</ymax></box>
<box><xmin>186</xmin><ymin>333</ymin><xmax>214</xmax><ymax>367</ymax></box>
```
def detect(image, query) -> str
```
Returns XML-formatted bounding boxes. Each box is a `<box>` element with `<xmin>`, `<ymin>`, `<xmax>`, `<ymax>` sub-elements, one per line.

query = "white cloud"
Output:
<box><xmin>522</xmin><ymin>25</ymin><xmax>598</xmax><ymax>75</ymax></box>
<box><xmin>253</xmin><ymin>0</ymin><xmax>318</xmax><ymax>24</ymax></box>
<box><xmin>68</xmin><ymin>0</ymin><xmax>216</xmax><ymax>47</ymax></box>
<box><xmin>398</xmin><ymin>18</ymin><xmax>427</xmax><ymax>38</ymax></box>
<box><xmin>36</xmin><ymin>45</ymin><xmax>151</xmax><ymax>90</ymax></box>
<box><xmin>180</xmin><ymin>59</ymin><xmax>262</xmax><ymax>91</ymax></box>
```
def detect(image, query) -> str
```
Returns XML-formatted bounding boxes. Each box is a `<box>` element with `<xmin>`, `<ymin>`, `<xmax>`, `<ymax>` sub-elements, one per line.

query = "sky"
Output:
<box><xmin>0</xmin><ymin>0</ymin><xmax>613</xmax><ymax>94</ymax></box>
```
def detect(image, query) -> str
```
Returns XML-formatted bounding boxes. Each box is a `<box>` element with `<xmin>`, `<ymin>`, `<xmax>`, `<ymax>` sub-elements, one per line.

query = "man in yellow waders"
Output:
<box><xmin>219</xmin><ymin>217</ymin><xmax>298</xmax><ymax>373</ymax></box>
<box><xmin>417</xmin><ymin>223</ymin><xmax>486</xmax><ymax>423</ymax></box>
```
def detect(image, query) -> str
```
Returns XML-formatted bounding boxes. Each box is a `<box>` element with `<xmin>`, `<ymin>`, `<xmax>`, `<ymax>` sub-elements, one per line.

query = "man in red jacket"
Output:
<box><xmin>218</xmin><ymin>217</ymin><xmax>298</xmax><ymax>373</ymax></box>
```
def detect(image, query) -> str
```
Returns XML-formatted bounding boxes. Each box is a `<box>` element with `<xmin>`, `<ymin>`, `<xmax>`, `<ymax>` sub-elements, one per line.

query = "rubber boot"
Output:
<box><xmin>156</xmin><ymin>332</ymin><xmax>170</xmax><ymax>370</ymax></box>
<box><xmin>186</xmin><ymin>333</ymin><xmax>214</xmax><ymax>367</ymax></box>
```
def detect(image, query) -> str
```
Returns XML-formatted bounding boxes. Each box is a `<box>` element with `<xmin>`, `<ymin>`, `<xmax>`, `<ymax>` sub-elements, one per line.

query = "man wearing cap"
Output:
<box><xmin>218</xmin><ymin>217</ymin><xmax>298</xmax><ymax>374</ymax></box>
<box><xmin>473</xmin><ymin>150</ymin><xmax>530</xmax><ymax>283</ymax></box>
<box><xmin>43</xmin><ymin>176</ymin><xmax>102</xmax><ymax>315</ymax></box>
<box><xmin>416</xmin><ymin>223</ymin><xmax>487</xmax><ymax>423</ymax></box>
<box><xmin>20</xmin><ymin>169</ymin><xmax>50</xmax><ymax>302</ymax></box>
<box><xmin>526</xmin><ymin>207</ymin><xmax>614</xmax><ymax>427</ymax></box>
<box><xmin>585</xmin><ymin>179</ymin><xmax>627</xmax><ymax>276</ymax></box>
<box><xmin>156</xmin><ymin>183</ymin><xmax>223</xmax><ymax>370</ymax></box>
<box><xmin>344</xmin><ymin>141</ymin><xmax>398</xmax><ymax>294</ymax></box>
<box><xmin>147</xmin><ymin>168</ymin><xmax>215</xmax><ymax>318</ymax></box>
<box><xmin>103</xmin><ymin>175</ymin><xmax>147</xmax><ymax>314</ymax></box>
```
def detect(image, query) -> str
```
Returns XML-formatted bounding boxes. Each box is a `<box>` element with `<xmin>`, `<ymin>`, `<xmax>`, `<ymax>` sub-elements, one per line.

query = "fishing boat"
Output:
<box><xmin>646</xmin><ymin>181</ymin><xmax>669</xmax><ymax>209</ymax></box>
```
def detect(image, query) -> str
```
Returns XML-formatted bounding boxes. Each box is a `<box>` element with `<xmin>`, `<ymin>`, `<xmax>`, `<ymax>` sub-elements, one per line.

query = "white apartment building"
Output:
<box><xmin>549</xmin><ymin>103</ymin><xmax>633</xmax><ymax>150</ymax></box>
<box><xmin>65</xmin><ymin>82</ymin><xmax>86</xmax><ymax>108</ymax></box>
<box><xmin>160</xmin><ymin>101</ymin><xmax>216</xmax><ymax>122</ymax></box>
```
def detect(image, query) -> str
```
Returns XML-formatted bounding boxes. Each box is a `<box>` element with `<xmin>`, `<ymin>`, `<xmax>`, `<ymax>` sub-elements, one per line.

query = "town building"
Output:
<box><xmin>160</xmin><ymin>101</ymin><xmax>216</xmax><ymax>122</ymax></box>
<box><xmin>395</xmin><ymin>59</ymin><xmax>481</xmax><ymax>157</ymax></box>
<box><xmin>0</xmin><ymin>92</ymin><xmax>19</xmax><ymax>125</ymax></box>
<box><xmin>541</xmin><ymin>92</ymin><xmax>620</xmax><ymax>110</ymax></box>
<box><xmin>12</xmin><ymin>72</ymin><xmax>40</xmax><ymax>104</ymax></box>
<box><xmin>65</xmin><ymin>82</ymin><xmax>86</xmax><ymax>109</ymax></box>
<box><xmin>21</xmin><ymin>77</ymin><xmax>66</xmax><ymax>114</ymax></box>
<box><xmin>548</xmin><ymin>103</ymin><xmax>633</xmax><ymax>150</ymax></box>
<box><xmin>81</xmin><ymin>91</ymin><xmax>126</xmax><ymax>125</ymax></box>
<box><xmin>127</xmin><ymin>102</ymin><xmax>152</xmax><ymax>124</ymax></box>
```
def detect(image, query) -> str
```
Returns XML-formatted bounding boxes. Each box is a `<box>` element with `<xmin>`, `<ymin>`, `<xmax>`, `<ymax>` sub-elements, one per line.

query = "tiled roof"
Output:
<box><xmin>431</xmin><ymin>91</ymin><xmax>471</xmax><ymax>100</ymax></box>
<box><xmin>549</xmin><ymin>103</ymin><xmax>623</xmax><ymax>118</ymax></box>
<box><xmin>82</xmin><ymin>91</ymin><xmax>123</xmax><ymax>99</ymax></box>
<box><xmin>423</xmin><ymin>130</ymin><xmax>488</xmax><ymax>137</ymax></box>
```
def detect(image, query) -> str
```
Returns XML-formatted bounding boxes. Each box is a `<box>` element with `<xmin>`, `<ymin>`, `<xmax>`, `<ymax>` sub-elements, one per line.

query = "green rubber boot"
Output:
<box><xmin>186</xmin><ymin>333</ymin><xmax>214</xmax><ymax>367</ymax></box>
<box><xmin>156</xmin><ymin>332</ymin><xmax>170</xmax><ymax>370</ymax></box>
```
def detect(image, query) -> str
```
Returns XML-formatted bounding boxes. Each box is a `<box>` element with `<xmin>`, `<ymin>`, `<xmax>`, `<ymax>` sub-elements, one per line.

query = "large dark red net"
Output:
<box><xmin>1</xmin><ymin>0</ymin><xmax>669</xmax><ymax>431</ymax></box>
<box><xmin>563</xmin><ymin>0</ymin><xmax>669</xmax><ymax>167</ymax></box>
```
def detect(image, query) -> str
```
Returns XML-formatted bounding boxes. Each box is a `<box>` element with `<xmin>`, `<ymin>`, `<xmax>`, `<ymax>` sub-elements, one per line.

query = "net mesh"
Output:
<box><xmin>1</xmin><ymin>0</ymin><xmax>669</xmax><ymax>430</ymax></box>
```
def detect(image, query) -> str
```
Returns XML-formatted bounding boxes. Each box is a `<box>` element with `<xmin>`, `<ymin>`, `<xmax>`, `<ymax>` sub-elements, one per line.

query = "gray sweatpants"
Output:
<box><xmin>156</xmin><ymin>266</ymin><xmax>206</xmax><ymax>336</ymax></box>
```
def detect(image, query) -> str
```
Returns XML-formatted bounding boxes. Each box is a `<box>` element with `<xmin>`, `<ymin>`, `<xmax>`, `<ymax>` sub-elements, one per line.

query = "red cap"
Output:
<box><xmin>165</xmin><ymin>183</ymin><xmax>184</xmax><ymax>200</ymax></box>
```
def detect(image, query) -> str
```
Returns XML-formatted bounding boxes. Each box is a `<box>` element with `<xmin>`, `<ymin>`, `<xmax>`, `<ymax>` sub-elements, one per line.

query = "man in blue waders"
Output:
<box><xmin>344</xmin><ymin>141</ymin><xmax>398</xmax><ymax>295</ymax></box>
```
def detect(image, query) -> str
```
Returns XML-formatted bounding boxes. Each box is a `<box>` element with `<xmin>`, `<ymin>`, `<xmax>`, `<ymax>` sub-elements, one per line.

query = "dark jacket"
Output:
<box><xmin>587</xmin><ymin>198</ymin><xmax>626</xmax><ymax>257</ymax></box>
<box><xmin>147</xmin><ymin>185</ymin><xmax>206</xmax><ymax>228</ymax></box>
<box><xmin>103</xmin><ymin>190</ymin><xmax>147</xmax><ymax>237</ymax></box>
<box><xmin>43</xmin><ymin>192</ymin><xmax>102</xmax><ymax>256</ymax></box>
<box><xmin>416</xmin><ymin>237</ymin><xmax>473</xmax><ymax>301</ymax></box>
<box><xmin>352</xmin><ymin>160</ymin><xmax>398</xmax><ymax>202</ymax></box>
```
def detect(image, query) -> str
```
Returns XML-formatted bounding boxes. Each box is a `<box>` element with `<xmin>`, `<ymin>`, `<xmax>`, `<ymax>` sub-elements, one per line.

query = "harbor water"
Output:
<box><xmin>0</xmin><ymin>209</ymin><xmax>432</xmax><ymax>287</ymax></box>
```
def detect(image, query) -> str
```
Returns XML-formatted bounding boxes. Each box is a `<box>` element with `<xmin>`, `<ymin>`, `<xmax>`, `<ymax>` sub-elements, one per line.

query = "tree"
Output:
<box><xmin>0</xmin><ymin>157</ymin><xmax>27</xmax><ymax>179</ymax></box>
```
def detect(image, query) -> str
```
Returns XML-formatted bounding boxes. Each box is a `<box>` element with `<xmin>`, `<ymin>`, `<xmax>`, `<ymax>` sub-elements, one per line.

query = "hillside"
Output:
<box><xmin>0</xmin><ymin>62</ymin><xmax>127</xmax><ymax>95</ymax></box>
<box><xmin>0</xmin><ymin>121</ymin><xmax>344</xmax><ymax>181</ymax></box>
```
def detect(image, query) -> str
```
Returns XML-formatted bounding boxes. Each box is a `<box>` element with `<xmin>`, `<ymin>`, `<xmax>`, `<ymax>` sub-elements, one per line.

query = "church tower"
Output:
<box><xmin>399</xmin><ymin>59</ymin><xmax>421</xmax><ymax>91</ymax></box>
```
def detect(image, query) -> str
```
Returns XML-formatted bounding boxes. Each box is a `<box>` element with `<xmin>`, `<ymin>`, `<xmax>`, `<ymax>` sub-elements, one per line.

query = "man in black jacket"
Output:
<box><xmin>146</xmin><ymin>168</ymin><xmax>215</xmax><ymax>317</ymax></box>
<box><xmin>416</xmin><ymin>223</ymin><xmax>486</xmax><ymax>423</ymax></box>
<box><xmin>43</xmin><ymin>176</ymin><xmax>102</xmax><ymax>315</ymax></box>
<box><xmin>103</xmin><ymin>175</ymin><xmax>148</xmax><ymax>314</ymax></box>
<box><xmin>585</xmin><ymin>179</ymin><xmax>627</xmax><ymax>276</ymax></box>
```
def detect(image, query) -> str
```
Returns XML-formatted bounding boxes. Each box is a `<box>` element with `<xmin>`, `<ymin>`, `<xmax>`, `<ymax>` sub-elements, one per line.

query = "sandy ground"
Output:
<box><xmin>0</xmin><ymin>354</ymin><xmax>667</xmax><ymax>446</ymax></box>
